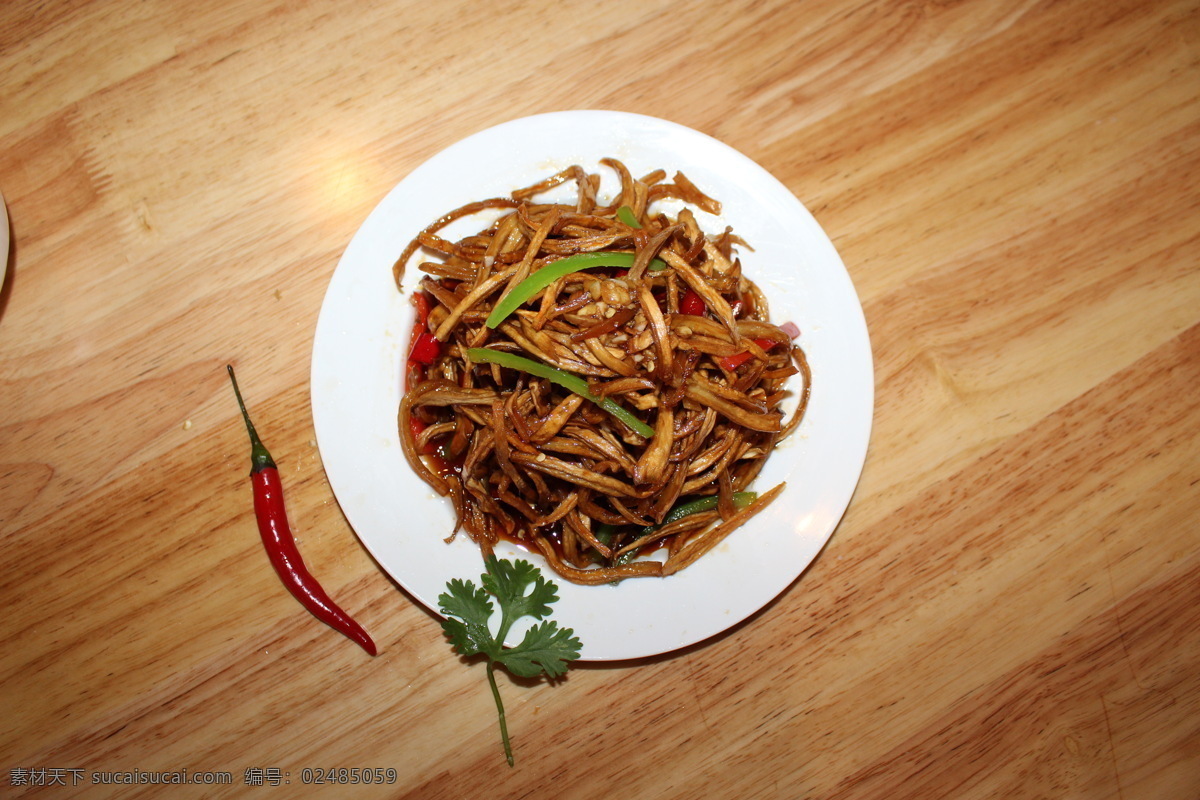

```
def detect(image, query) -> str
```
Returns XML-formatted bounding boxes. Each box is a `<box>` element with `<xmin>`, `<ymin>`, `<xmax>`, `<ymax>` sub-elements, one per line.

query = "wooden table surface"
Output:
<box><xmin>2</xmin><ymin>0</ymin><xmax>1198</xmax><ymax>797</ymax></box>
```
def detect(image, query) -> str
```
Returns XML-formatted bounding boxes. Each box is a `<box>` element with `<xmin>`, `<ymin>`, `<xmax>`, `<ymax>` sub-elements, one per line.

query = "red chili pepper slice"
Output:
<box><xmin>227</xmin><ymin>365</ymin><xmax>377</xmax><ymax>656</ymax></box>
<box><xmin>407</xmin><ymin>291</ymin><xmax>442</xmax><ymax>367</ymax></box>
<box><xmin>717</xmin><ymin>338</ymin><xmax>778</xmax><ymax>371</ymax></box>
<box><xmin>408</xmin><ymin>415</ymin><xmax>440</xmax><ymax>455</ymax></box>
<box><xmin>413</xmin><ymin>290</ymin><xmax>434</xmax><ymax>325</ymax></box>
<box><xmin>405</xmin><ymin>359</ymin><xmax>424</xmax><ymax>392</ymax></box>
<box><xmin>717</xmin><ymin>351</ymin><xmax>754</xmax><ymax>371</ymax></box>
<box><xmin>408</xmin><ymin>331</ymin><xmax>442</xmax><ymax>365</ymax></box>
<box><xmin>680</xmin><ymin>288</ymin><xmax>706</xmax><ymax>316</ymax></box>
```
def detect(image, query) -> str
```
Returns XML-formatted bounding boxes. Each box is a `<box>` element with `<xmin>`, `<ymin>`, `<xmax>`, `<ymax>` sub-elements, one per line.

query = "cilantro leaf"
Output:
<box><xmin>437</xmin><ymin>578</ymin><xmax>497</xmax><ymax>659</ymax></box>
<box><xmin>439</xmin><ymin>557</ymin><xmax>582</xmax><ymax>766</ymax></box>
<box><xmin>482</xmin><ymin>555</ymin><xmax>559</xmax><ymax>627</ymax></box>
<box><xmin>497</xmin><ymin>620</ymin><xmax>582</xmax><ymax>679</ymax></box>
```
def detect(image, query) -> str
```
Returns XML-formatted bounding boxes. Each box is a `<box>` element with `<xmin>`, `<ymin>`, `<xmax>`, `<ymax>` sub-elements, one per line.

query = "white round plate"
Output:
<box><xmin>312</xmin><ymin>111</ymin><xmax>872</xmax><ymax>661</ymax></box>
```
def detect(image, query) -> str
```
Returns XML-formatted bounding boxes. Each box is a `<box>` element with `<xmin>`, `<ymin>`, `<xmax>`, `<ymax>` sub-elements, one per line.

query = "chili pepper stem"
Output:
<box><xmin>227</xmin><ymin>364</ymin><xmax>275</xmax><ymax>474</ymax></box>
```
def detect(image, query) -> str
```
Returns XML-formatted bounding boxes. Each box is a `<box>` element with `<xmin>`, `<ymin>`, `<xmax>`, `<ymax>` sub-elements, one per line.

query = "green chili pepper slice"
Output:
<box><xmin>644</xmin><ymin>492</ymin><xmax>758</xmax><ymax>536</ymax></box>
<box><xmin>605</xmin><ymin>492</ymin><xmax>759</xmax><ymax>566</ymax></box>
<box><xmin>466</xmin><ymin>348</ymin><xmax>655</xmax><ymax>438</ymax></box>
<box><xmin>484</xmin><ymin>251</ymin><xmax>666</xmax><ymax>329</ymax></box>
<box><xmin>594</xmin><ymin>523</ymin><xmax>619</xmax><ymax>546</ymax></box>
<box><xmin>616</xmin><ymin>206</ymin><xmax>642</xmax><ymax>229</ymax></box>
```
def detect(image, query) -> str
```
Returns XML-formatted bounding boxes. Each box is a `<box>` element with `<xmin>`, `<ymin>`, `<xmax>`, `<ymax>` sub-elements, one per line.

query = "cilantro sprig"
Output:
<box><xmin>438</xmin><ymin>556</ymin><xmax>582</xmax><ymax>766</ymax></box>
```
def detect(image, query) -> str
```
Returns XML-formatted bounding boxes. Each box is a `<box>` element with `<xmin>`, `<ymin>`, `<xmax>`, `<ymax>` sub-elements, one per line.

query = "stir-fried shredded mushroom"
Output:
<box><xmin>395</xmin><ymin>160</ymin><xmax>811</xmax><ymax>583</ymax></box>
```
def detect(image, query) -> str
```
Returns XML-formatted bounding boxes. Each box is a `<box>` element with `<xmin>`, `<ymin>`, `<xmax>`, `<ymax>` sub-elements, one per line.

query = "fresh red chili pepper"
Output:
<box><xmin>227</xmin><ymin>365</ymin><xmax>377</xmax><ymax>656</ymax></box>
<box><xmin>717</xmin><ymin>338</ymin><xmax>779</xmax><ymax>371</ymax></box>
<box><xmin>680</xmin><ymin>288</ymin><xmax>706</xmax><ymax>316</ymax></box>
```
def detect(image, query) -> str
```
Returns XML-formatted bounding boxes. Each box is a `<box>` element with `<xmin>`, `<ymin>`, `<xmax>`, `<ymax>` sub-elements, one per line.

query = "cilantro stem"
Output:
<box><xmin>488</xmin><ymin>579</ymin><xmax>517</xmax><ymax>767</ymax></box>
<box><xmin>438</xmin><ymin>558</ymin><xmax>581</xmax><ymax>767</ymax></box>
<box><xmin>495</xmin><ymin>605</ymin><xmax>515</xmax><ymax>648</ymax></box>
<box><xmin>486</xmin><ymin>662</ymin><xmax>515</xmax><ymax>767</ymax></box>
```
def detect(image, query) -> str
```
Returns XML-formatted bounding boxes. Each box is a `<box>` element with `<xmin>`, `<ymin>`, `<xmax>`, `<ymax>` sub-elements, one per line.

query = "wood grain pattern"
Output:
<box><xmin>1</xmin><ymin>0</ymin><xmax>1197</xmax><ymax>797</ymax></box>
